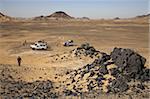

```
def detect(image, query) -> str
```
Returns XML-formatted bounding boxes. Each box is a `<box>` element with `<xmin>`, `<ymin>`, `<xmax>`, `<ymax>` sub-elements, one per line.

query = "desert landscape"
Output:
<box><xmin>0</xmin><ymin>11</ymin><xmax>149</xmax><ymax>98</ymax></box>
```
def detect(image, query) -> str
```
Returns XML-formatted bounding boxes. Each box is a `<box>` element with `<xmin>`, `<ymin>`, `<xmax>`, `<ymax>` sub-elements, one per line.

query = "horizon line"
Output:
<box><xmin>0</xmin><ymin>11</ymin><xmax>149</xmax><ymax>19</ymax></box>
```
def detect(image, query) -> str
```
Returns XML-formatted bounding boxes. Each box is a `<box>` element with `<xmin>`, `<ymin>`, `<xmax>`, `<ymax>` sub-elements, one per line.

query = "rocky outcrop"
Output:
<box><xmin>0</xmin><ymin>12</ymin><xmax>11</xmax><ymax>22</ymax></box>
<box><xmin>47</xmin><ymin>11</ymin><xmax>74</xmax><ymax>19</ymax></box>
<box><xmin>71</xmin><ymin>43</ymin><xmax>102</xmax><ymax>58</ymax></box>
<box><xmin>61</xmin><ymin>46</ymin><xmax>150</xmax><ymax>96</ymax></box>
<box><xmin>34</xmin><ymin>11</ymin><xmax>74</xmax><ymax>20</ymax></box>
<box><xmin>0</xmin><ymin>45</ymin><xmax>149</xmax><ymax>98</ymax></box>
<box><xmin>136</xmin><ymin>14</ymin><xmax>150</xmax><ymax>18</ymax></box>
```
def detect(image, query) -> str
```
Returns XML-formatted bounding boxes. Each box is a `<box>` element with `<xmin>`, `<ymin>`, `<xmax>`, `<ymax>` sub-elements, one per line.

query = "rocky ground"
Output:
<box><xmin>0</xmin><ymin>43</ymin><xmax>149</xmax><ymax>99</ymax></box>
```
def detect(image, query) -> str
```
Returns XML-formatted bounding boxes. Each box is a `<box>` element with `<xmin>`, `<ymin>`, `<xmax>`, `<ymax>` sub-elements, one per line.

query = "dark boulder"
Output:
<box><xmin>109</xmin><ymin>68</ymin><xmax>120</xmax><ymax>77</ymax></box>
<box><xmin>109</xmin><ymin>78</ymin><xmax>129</xmax><ymax>93</ymax></box>
<box><xmin>93</xmin><ymin>53</ymin><xmax>110</xmax><ymax>65</ymax></box>
<box><xmin>138</xmin><ymin>68</ymin><xmax>150</xmax><ymax>82</ymax></box>
<box><xmin>111</xmin><ymin>47</ymin><xmax>146</xmax><ymax>79</ymax></box>
<box><xmin>63</xmin><ymin>90</ymin><xmax>77</xmax><ymax>96</ymax></box>
<box><xmin>99</xmin><ymin>65</ymin><xmax>108</xmax><ymax>75</ymax></box>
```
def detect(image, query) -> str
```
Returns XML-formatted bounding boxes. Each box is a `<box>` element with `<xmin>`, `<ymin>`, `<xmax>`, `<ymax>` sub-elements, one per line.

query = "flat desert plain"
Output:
<box><xmin>0</xmin><ymin>18</ymin><xmax>149</xmax><ymax>81</ymax></box>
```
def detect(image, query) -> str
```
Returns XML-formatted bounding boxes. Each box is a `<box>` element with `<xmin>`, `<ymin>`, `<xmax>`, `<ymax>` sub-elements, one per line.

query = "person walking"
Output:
<box><xmin>17</xmin><ymin>56</ymin><xmax>22</xmax><ymax>66</ymax></box>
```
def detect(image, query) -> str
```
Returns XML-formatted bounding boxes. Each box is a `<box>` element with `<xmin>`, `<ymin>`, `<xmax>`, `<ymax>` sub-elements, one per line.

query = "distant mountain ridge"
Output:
<box><xmin>0</xmin><ymin>11</ymin><xmax>149</xmax><ymax>22</ymax></box>
<box><xmin>135</xmin><ymin>14</ymin><xmax>150</xmax><ymax>18</ymax></box>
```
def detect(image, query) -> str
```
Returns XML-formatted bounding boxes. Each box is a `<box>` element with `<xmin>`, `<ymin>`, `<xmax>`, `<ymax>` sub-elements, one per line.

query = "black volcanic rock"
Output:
<box><xmin>0</xmin><ymin>12</ymin><xmax>11</xmax><ymax>22</ymax></box>
<box><xmin>0</xmin><ymin>12</ymin><xmax>5</xmax><ymax>17</ymax></box>
<box><xmin>47</xmin><ymin>11</ymin><xmax>74</xmax><ymax>19</ymax></box>
<box><xmin>108</xmin><ymin>78</ymin><xmax>129</xmax><ymax>93</ymax></box>
<box><xmin>0</xmin><ymin>45</ymin><xmax>149</xmax><ymax>98</ymax></box>
<box><xmin>62</xmin><ymin>46</ymin><xmax>149</xmax><ymax>96</ymax></box>
<box><xmin>72</xmin><ymin>43</ymin><xmax>102</xmax><ymax>58</ymax></box>
<box><xmin>34</xmin><ymin>11</ymin><xmax>74</xmax><ymax>20</ymax></box>
<box><xmin>136</xmin><ymin>14</ymin><xmax>150</xmax><ymax>18</ymax></box>
<box><xmin>0</xmin><ymin>70</ymin><xmax>58</xmax><ymax>98</ymax></box>
<box><xmin>110</xmin><ymin>47</ymin><xmax>146</xmax><ymax>80</ymax></box>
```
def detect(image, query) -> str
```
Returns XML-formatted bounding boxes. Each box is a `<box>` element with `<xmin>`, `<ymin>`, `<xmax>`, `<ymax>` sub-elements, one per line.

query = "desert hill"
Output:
<box><xmin>47</xmin><ymin>11</ymin><xmax>74</xmax><ymax>19</ymax></box>
<box><xmin>34</xmin><ymin>11</ymin><xmax>74</xmax><ymax>20</ymax></box>
<box><xmin>0</xmin><ymin>12</ymin><xmax>11</xmax><ymax>22</ymax></box>
<box><xmin>130</xmin><ymin>14</ymin><xmax>149</xmax><ymax>23</ymax></box>
<box><xmin>135</xmin><ymin>14</ymin><xmax>150</xmax><ymax>18</ymax></box>
<box><xmin>34</xmin><ymin>15</ymin><xmax>48</xmax><ymax>20</ymax></box>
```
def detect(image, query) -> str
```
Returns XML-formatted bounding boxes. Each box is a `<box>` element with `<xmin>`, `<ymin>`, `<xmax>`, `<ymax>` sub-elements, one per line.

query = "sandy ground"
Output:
<box><xmin>0</xmin><ymin>18</ymin><xmax>149</xmax><ymax>82</ymax></box>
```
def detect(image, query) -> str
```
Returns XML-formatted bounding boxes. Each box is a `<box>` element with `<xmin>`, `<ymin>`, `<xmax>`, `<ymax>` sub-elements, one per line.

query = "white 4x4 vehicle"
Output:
<box><xmin>63</xmin><ymin>40</ymin><xmax>74</xmax><ymax>46</ymax></box>
<box><xmin>30</xmin><ymin>41</ymin><xmax>48</xmax><ymax>50</ymax></box>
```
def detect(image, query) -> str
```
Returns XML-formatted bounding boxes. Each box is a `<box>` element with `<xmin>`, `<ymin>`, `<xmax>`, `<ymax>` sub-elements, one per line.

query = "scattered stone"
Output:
<box><xmin>0</xmin><ymin>45</ymin><xmax>149</xmax><ymax>98</ymax></box>
<box><xmin>0</xmin><ymin>72</ymin><xmax>57</xmax><ymax>98</ymax></box>
<box><xmin>99</xmin><ymin>65</ymin><xmax>109</xmax><ymax>75</ymax></box>
<box><xmin>55</xmin><ymin>76</ymin><xmax>57</xmax><ymax>79</ymax></box>
<box><xmin>62</xmin><ymin>46</ymin><xmax>149</xmax><ymax>96</ymax></box>
<box><xmin>137</xmin><ymin>83</ymin><xmax>145</xmax><ymax>90</ymax></box>
<box><xmin>109</xmin><ymin>78</ymin><xmax>129</xmax><ymax>93</ymax></box>
<box><xmin>72</xmin><ymin>43</ymin><xmax>102</xmax><ymax>58</ymax></box>
<box><xmin>63</xmin><ymin>90</ymin><xmax>77</xmax><ymax>96</ymax></box>
<box><xmin>39</xmin><ymin>77</ymin><xmax>42</xmax><ymax>79</ymax></box>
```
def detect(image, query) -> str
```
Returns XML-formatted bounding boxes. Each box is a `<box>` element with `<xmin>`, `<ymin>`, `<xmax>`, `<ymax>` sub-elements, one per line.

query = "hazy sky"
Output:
<box><xmin>0</xmin><ymin>0</ymin><xmax>149</xmax><ymax>19</ymax></box>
